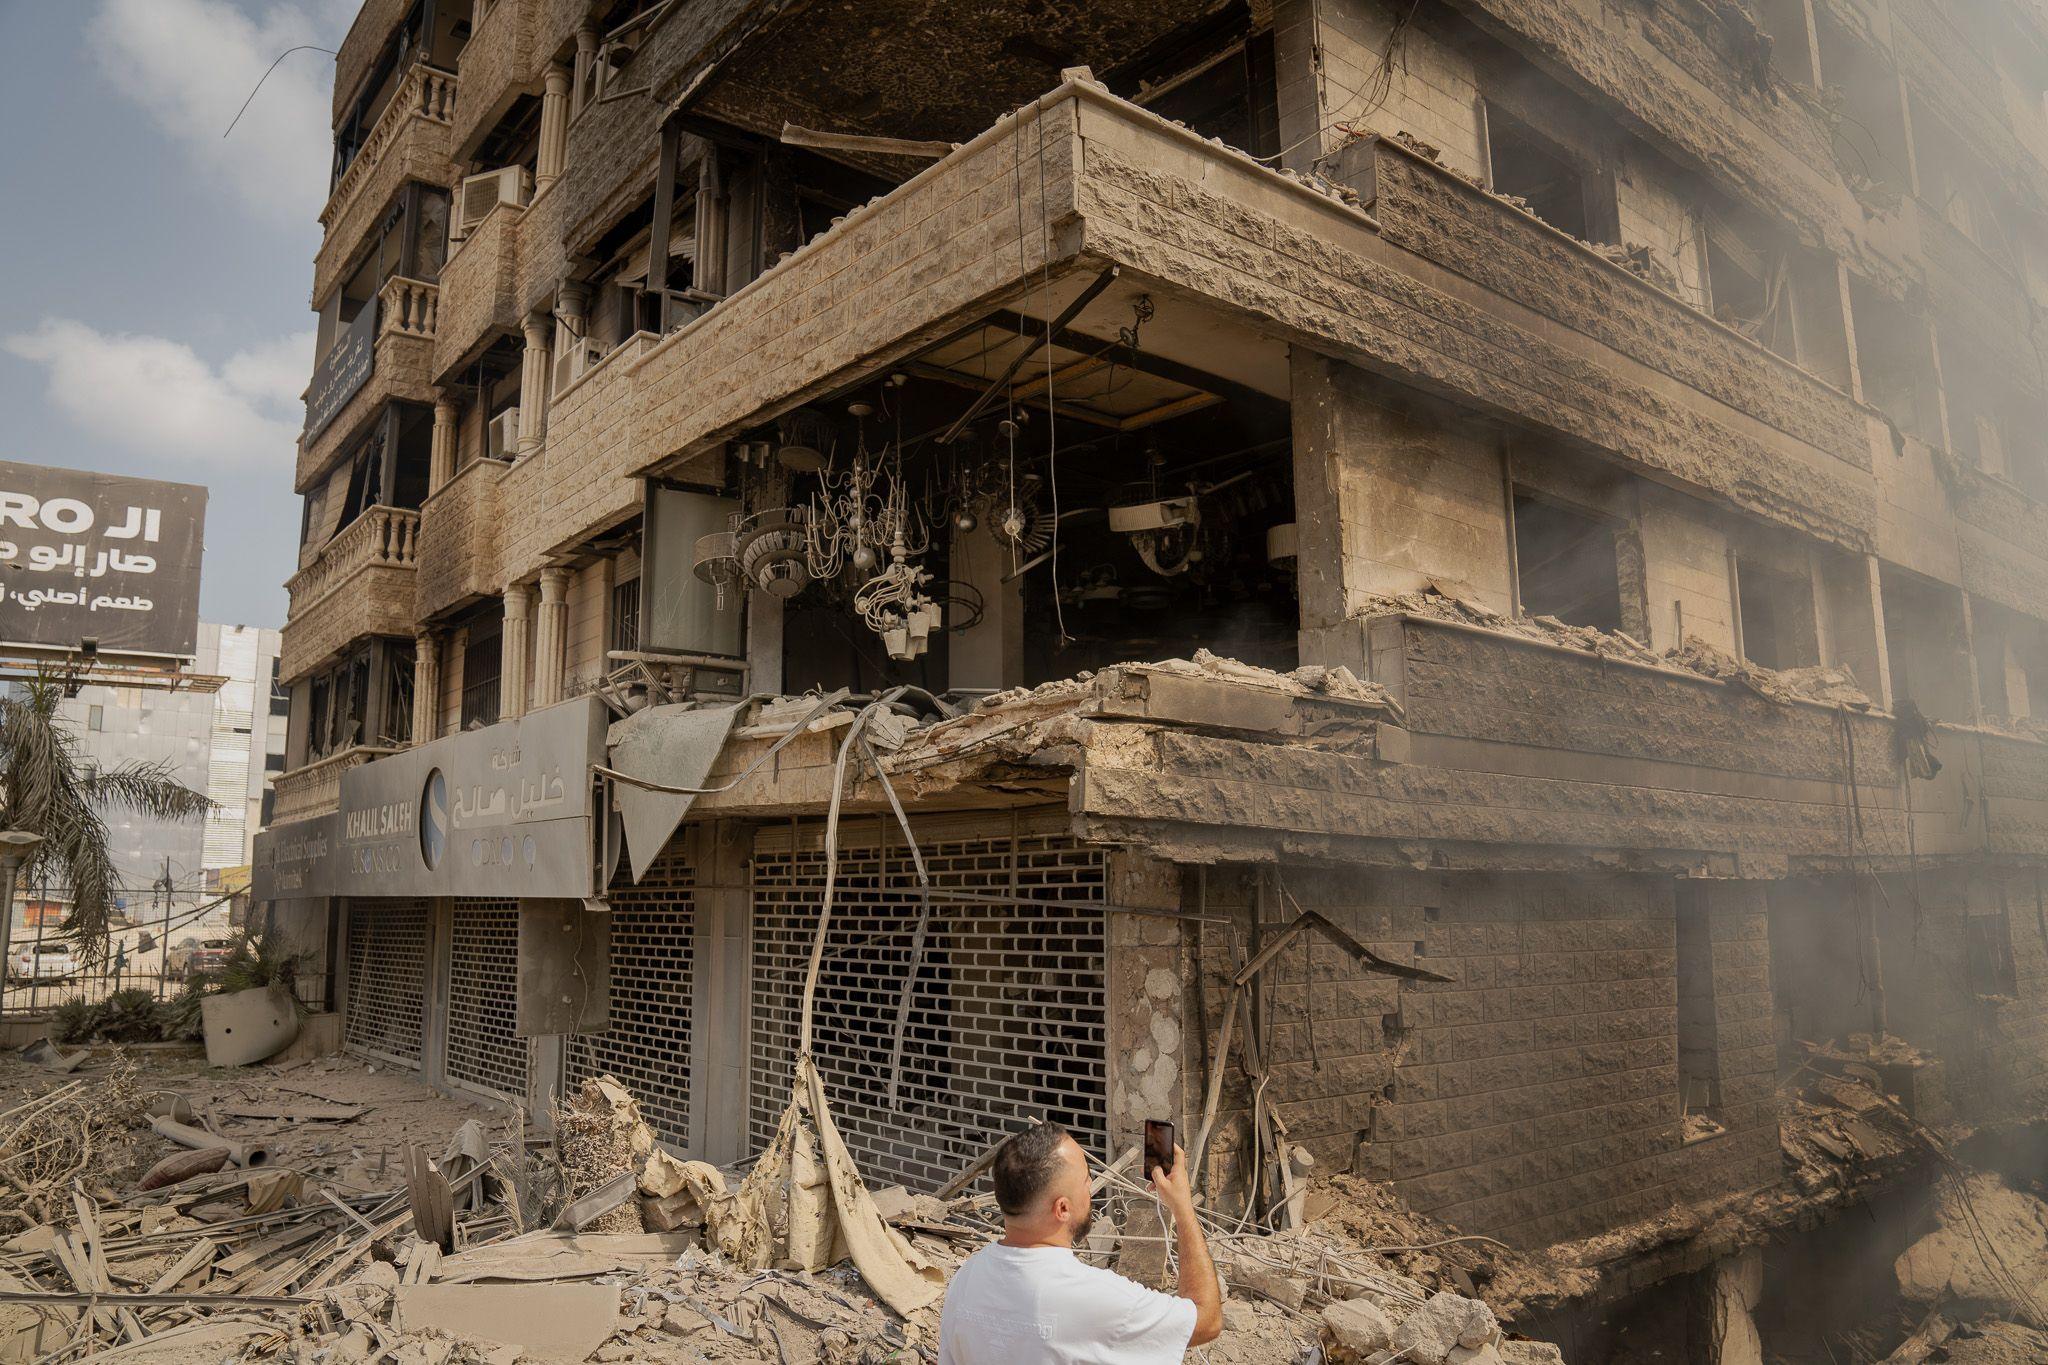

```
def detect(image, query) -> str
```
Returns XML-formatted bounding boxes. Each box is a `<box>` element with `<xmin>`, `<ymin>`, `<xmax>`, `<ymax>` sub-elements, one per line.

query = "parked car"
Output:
<box><xmin>168</xmin><ymin>936</ymin><xmax>234</xmax><ymax>982</ymax></box>
<box><xmin>8</xmin><ymin>943</ymin><xmax>77</xmax><ymax>984</ymax></box>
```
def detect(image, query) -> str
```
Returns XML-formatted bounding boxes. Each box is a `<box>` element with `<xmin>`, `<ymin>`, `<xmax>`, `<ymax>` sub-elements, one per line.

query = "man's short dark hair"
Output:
<box><xmin>992</xmin><ymin>1121</ymin><xmax>1071</xmax><ymax>1215</ymax></box>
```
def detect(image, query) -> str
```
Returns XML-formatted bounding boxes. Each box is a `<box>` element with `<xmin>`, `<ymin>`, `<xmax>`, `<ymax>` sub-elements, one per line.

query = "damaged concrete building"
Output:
<box><xmin>257</xmin><ymin>0</ymin><xmax>2048</xmax><ymax>1353</ymax></box>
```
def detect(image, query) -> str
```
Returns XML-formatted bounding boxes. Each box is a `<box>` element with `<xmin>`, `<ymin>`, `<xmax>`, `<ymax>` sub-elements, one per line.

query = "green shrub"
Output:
<box><xmin>163</xmin><ymin>983</ymin><xmax>207</xmax><ymax>1042</ymax></box>
<box><xmin>98</xmin><ymin>988</ymin><xmax>166</xmax><ymax>1043</ymax></box>
<box><xmin>49</xmin><ymin>997</ymin><xmax>100</xmax><ymax>1044</ymax></box>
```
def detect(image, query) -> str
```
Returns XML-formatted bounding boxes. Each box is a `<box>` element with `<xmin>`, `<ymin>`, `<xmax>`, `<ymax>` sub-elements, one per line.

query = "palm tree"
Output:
<box><xmin>0</xmin><ymin>670</ymin><xmax>213</xmax><ymax>964</ymax></box>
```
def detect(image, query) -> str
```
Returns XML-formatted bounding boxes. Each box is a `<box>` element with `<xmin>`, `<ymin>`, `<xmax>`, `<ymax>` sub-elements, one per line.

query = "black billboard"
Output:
<box><xmin>0</xmin><ymin>461</ymin><xmax>206</xmax><ymax>657</ymax></box>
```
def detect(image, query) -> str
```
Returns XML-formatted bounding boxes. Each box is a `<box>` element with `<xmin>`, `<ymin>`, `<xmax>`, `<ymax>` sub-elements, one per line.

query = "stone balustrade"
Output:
<box><xmin>271</xmin><ymin>744</ymin><xmax>403</xmax><ymax>825</ymax></box>
<box><xmin>379</xmin><ymin>276</ymin><xmax>440</xmax><ymax>339</ymax></box>
<box><xmin>280</xmin><ymin>507</ymin><xmax>422</xmax><ymax>681</ymax></box>
<box><xmin>324</xmin><ymin>64</ymin><xmax>457</xmax><ymax>229</ymax></box>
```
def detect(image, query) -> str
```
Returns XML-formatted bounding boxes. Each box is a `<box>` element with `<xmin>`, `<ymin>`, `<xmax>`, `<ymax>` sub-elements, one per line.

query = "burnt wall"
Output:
<box><xmin>1195</xmin><ymin>867</ymin><xmax>1778</xmax><ymax>1247</ymax></box>
<box><xmin>1358</xmin><ymin>142</ymin><xmax>1871</xmax><ymax>472</ymax></box>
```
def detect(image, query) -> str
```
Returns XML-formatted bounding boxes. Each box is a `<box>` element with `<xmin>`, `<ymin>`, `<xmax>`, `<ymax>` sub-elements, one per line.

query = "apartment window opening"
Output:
<box><xmin>1966</xmin><ymin>902</ymin><xmax>2018</xmax><ymax>998</ymax></box>
<box><xmin>610</xmin><ymin>576</ymin><xmax>642</xmax><ymax>654</ymax></box>
<box><xmin>1485</xmin><ymin>104</ymin><xmax>1593</xmax><ymax>241</ymax></box>
<box><xmin>1676</xmin><ymin>883</ymin><xmax>1724</xmax><ymax>1131</ymax></box>
<box><xmin>1511</xmin><ymin>494</ymin><xmax>1624</xmax><ymax>633</ymax></box>
<box><xmin>1735</xmin><ymin>556</ymin><xmax>1819</xmax><ymax>671</ymax></box>
<box><xmin>461</xmin><ymin>615</ymin><xmax>503</xmax><ymax>729</ymax></box>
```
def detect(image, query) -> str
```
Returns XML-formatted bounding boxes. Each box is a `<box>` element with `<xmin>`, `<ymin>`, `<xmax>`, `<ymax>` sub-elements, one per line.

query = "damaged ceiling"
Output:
<box><xmin>679</xmin><ymin>0</ymin><xmax>1229</xmax><ymax>145</ymax></box>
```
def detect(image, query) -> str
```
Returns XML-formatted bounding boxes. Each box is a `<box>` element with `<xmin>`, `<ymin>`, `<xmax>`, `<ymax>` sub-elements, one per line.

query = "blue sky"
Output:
<box><xmin>0</xmin><ymin>0</ymin><xmax>357</xmax><ymax>629</ymax></box>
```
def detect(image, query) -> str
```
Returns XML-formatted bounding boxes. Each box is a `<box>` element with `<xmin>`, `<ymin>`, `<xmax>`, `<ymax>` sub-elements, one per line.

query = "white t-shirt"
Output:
<box><xmin>937</xmin><ymin>1243</ymin><xmax>1197</xmax><ymax>1365</ymax></box>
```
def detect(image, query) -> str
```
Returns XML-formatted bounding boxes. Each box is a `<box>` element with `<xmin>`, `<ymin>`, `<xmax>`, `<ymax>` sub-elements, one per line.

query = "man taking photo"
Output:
<box><xmin>937</xmin><ymin>1122</ymin><xmax>1223</xmax><ymax>1363</ymax></box>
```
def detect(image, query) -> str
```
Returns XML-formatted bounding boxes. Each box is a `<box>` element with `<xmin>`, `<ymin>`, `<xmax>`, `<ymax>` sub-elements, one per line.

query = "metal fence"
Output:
<box><xmin>747</xmin><ymin>812</ymin><xmax>1110</xmax><ymax>1193</ymax></box>
<box><xmin>345</xmin><ymin>898</ymin><xmax>431</xmax><ymax>1068</ymax></box>
<box><xmin>565</xmin><ymin>849</ymin><xmax>696</xmax><ymax>1146</ymax></box>
<box><xmin>445</xmin><ymin>899</ymin><xmax>527</xmax><ymax>1102</ymax></box>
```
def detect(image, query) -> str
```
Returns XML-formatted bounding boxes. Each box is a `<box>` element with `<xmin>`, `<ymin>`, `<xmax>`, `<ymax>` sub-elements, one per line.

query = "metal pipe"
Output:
<box><xmin>150</xmin><ymin>1117</ymin><xmax>270</xmax><ymax>1169</ymax></box>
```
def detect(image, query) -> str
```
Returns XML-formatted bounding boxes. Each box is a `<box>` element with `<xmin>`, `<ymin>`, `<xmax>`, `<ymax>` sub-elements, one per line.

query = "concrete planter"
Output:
<box><xmin>200</xmin><ymin>985</ymin><xmax>301</xmax><ymax>1068</ymax></box>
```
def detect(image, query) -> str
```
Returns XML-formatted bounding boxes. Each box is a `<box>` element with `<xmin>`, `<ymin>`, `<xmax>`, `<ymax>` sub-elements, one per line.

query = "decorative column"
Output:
<box><xmin>572</xmin><ymin>23</ymin><xmax>600</xmax><ymax>117</ymax></box>
<box><xmin>429</xmin><ymin>392</ymin><xmax>458</xmax><ymax>491</ymax></box>
<box><xmin>501</xmin><ymin>584</ymin><xmax>532</xmax><ymax>722</ymax></box>
<box><xmin>533</xmin><ymin>566</ymin><xmax>571</xmax><ymax>708</ymax></box>
<box><xmin>537</xmin><ymin>65</ymin><xmax>571</xmax><ymax>190</ymax></box>
<box><xmin>518</xmin><ymin>314</ymin><xmax>551</xmax><ymax>457</ymax></box>
<box><xmin>553</xmin><ymin>281</ymin><xmax>589</xmax><ymax>391</ymax></box>
<box><xmin>412</xmin><ymin>629</ymin><xmax>440</xmax><ymax>744</ymax></box>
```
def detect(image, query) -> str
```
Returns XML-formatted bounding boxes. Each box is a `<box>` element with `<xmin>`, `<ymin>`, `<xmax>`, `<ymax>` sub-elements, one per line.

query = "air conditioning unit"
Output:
<box><xmin>487</xmin><ymin>408</ymin><xmax>522</xmax><ymax>460</ymax></box>
<box><xmin>453</xmin><ymin>166</ymin><xmax>533</xmax><ymax>242</ymax></box>
<box><xmin>552</xmin><ymin>338</ymin><xmax>605</xmax><ymax>395</ymax></box>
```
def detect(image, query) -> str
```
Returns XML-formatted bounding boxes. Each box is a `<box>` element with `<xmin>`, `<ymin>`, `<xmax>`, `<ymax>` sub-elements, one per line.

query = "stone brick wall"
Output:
<box><xmin>1291</xmin><ymin>354</ymin><xmax>1513</xmax><ymax>630</ymax></box>
<box><xmin>1071</xmin><ymin>96</ymin><xmax>1881</xmax><ymax>552</ymax></box>
<box><xmin>449</xmin><ymin>0</ymin><xmax>543</xmax><ymax>161</ymax></box>
<box><xmin>1375</xmin><ymin>615</ymin><xmax>1898</xmax><ymax>787</ymax></box>
<box><xmin>1866</xmin><ymin>866</ymin><xmax>2048</xmax><ymax>1114</ymax></box>
<box><xmin>333</xmin><ymin>0</ymin><xmax>411</xmax><ymax>123</ymax></box>
<box><xmin>432</xmin><ymin>200</ymin><xmax>524</xmax><ymax>383</ymax></box>
<box><xmin>1637</xmin><ymin>482</ymin><xmax>1737</xmax><ymax>654</ymax></box>
<box><xmin>1192</xmin><ymin>866</ymin><xmax>1778</xmax><ymax>1247</ymax></box>
<box><xmin>1356</xmin><ymin>141</ymin><xmax>1871</xmax><ymax>472</ymax></box>
<box><xmin>279</xmin><ymin>561</ymin><xmax>417</xmax><ymax>682</ymax></box>
<box><xmin>497</xmin><ymin>332</ymin><xmax>655</xmax><ymax>586</ymax></box>
<box><xmin>1442</xmin><ymin>0</ymin><xmax>1864</xmax><ymax>268</ymax></box>
<box><xmin>515</xmin><ymin>177</ymin><xmax>569</xmax><ymax>319</ymax></box>
<box><xmin>1278</xmin><ymin>0</ymin><xmax>1487</xmax><ymax>179</ymax></box>
<box><xmin>415</xmin><ymin>456</ymin><xmax>507</xmax><ymax>622</ymax></box>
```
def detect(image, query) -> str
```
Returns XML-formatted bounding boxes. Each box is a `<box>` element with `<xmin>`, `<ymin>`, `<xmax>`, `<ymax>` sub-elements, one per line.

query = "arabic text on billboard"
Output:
<box><xmin>0</xmin><ymin>461</ymin><xmax>206</xmax><ymax>657</ymax></box>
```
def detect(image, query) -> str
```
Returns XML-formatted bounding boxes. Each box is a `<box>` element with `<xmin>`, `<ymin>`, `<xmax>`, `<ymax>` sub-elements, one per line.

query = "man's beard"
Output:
<box><xmin>1069</xmin><ymin>1209</ymin><xmax>1094</xmax><ymax>1244</ymax></box>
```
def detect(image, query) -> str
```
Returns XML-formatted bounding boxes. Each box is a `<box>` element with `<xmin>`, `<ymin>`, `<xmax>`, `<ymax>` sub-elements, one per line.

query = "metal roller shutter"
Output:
<box><xmin>345</xmin><ymin>898</ymin><xmax>430</xmax><ymax>1069</ymax></box>
<box><xmin>565</xmin><ymin>849</ymin><xmax>695</xmax><ymax>1145</ymax></box>
<box><xmin>445</xmin><ymin>898</ymin><xmax>527</xmax><ymax>1102</ymax></box>
<box><xmin>748</xmin><ymin>812</ymin><xmax>1109</xmax><ymax>1193</ymax></box>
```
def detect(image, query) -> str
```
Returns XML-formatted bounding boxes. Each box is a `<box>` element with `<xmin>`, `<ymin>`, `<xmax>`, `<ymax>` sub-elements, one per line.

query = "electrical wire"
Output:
<box><xmin>222</xmin><ymin>46</ymin><xmax>340</xmax><ymax>140</ymax></box>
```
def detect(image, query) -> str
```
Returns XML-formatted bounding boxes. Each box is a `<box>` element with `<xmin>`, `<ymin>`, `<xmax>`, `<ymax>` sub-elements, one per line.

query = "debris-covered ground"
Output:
<box><xmin>0</xmin><ymin>1046</ymin><xmax>1570</xmax><ymax>1364</ymax></box>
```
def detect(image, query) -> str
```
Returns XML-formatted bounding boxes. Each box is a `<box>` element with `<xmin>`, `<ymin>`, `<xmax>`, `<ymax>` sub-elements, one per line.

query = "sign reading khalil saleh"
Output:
<box><xmin>0</xmin><ymin>461</ymin><xmax>206</xmax><ymax>658</ymax></box>
<box><xmin>253</xmin><ymin>697</ymin><xmax>608</xmax><ymax>901</ymax></box>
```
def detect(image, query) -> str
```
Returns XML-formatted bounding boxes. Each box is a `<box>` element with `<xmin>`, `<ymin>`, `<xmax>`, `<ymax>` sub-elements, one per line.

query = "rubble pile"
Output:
<box><xmin>0</xmin><ymin>1047</ymin><xmax>1567</xmax><ymax>1364</ymax></box>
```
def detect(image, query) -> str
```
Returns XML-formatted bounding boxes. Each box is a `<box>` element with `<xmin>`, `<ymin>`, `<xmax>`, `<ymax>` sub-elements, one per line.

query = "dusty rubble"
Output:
<box><xmin>1363</xmin><ymin>584</ymin><xmax>1875</xmax><ymax>709</ymax></box>
<box><xmin>0</xmin><ymin>1045</ymin><xmax>1571</xmax><ymax>1364</ymax></box>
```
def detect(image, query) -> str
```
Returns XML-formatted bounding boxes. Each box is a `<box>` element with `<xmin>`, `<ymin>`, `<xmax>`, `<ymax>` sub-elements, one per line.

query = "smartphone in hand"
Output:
<box><xmin>1144</xmin><ymin>1118</ymin><xmax>1176</xmax><ymax>1177</ymax></box>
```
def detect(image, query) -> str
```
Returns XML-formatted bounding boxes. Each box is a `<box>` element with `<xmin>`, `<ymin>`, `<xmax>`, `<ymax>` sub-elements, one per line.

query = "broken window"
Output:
<box><xmin>1676</xmin><ymin>882</ymin><xmax>1723</xmax><ymax>1128</ymax></box>
<box><xmin>1755</xmin><ymin>0</ymin><xmax>1817</xmax><ymax>85</ymax></box>
<box><xmin>1966</xmin><ymin>902</ymin><xmax>2018</xmax><ymax>997</ymax></box>
<box><xmin>1848</xmin><ymin>280</ymin><xmax>1940</xmax><ymax>444</ymax></box>
<box><xmin>1880</xmin><ymin>568</ymin><xmax>1973</xmax><ymax>721</ymax></box>
<box><xmin>1735</xmin><ymin>554</ymin><xmax>1819</xmax><ymax>671</ymax></box>
<box><xmin>1485</xmin><ymin>104</ymin><xmax>1604</xmax><ymax>242</ymax></box>
<box><xmin>1112</xmin><ymin>5</ymin><xmax>1280</xmax><ymax>159</ymax></box>
<box><xmin>610</xmin><ymin>575</ymin><xmax>641</xmax><ymax>654</ymax></box>
<box><xmin>1813</xmin><ymin>14</ymin><xmax>1912</xmax><ymax>208</ymax></box>
<box><xmin>1914</xmin><ymin>112</ymin><xmax>2018</xmax><ymax>267</ymax></box>
<box><xmin>1512</xmin><ymin>493</ymin><xmax>1624</xmax><ymax>633</ymax></box>
<box><xmin>1703</xmin><ymin>211</ymin><xmax>1796</xmax><ymax>359</ymax></box>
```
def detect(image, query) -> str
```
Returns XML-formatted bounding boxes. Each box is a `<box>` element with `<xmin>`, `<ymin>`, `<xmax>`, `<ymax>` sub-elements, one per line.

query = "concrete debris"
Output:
<box><xmin>1322</xmin><ymin>1296</ymin><xmax>1396</xmax><ymax>1358</ymax></box>
<box><xmin>0</xmin><ymin>1048</ymin><xmax>1581</xmax><ymax>1364</ymax></box>
<box><xmin>1895</xmin><ymin>1172</ymin><xmax>2048</xmax><ymax>1319</ymax></box>
<box><xmin>1386</xmin><ymin>1290</ymin><xmax>1501</xmax><ymax>1363</ymax></box>
<box><xmin>394</xmin><ymin>1282</ymin><xmax>620</xmax><ymax>1360</ymax></box>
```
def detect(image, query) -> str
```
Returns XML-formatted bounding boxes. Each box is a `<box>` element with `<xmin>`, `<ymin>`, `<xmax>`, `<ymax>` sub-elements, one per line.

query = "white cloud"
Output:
<box><xmin>5</xmin><ymin>319</ymin><xmax>312</xmax><ymax>470</ymax></box>
<box><xmin>89</xmin><ymin>0</ymin><xmax>341</xmax><ymax>222</ymax></box>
